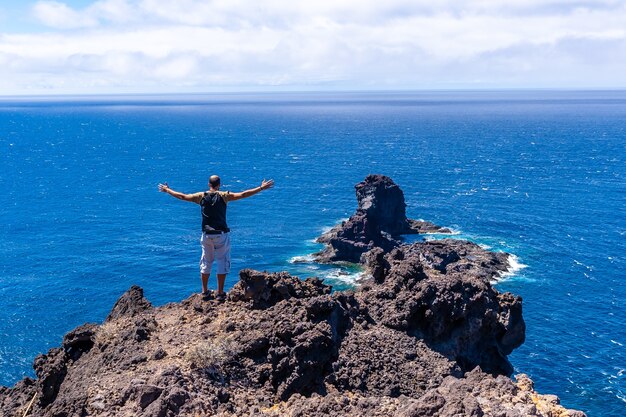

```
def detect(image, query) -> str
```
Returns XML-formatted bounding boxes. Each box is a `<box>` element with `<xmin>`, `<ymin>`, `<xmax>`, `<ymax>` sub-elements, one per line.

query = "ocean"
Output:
<box><xmin>0</xmin><ymin>91</ymin><xmax>624</xmax><ymax>416</ymax></box>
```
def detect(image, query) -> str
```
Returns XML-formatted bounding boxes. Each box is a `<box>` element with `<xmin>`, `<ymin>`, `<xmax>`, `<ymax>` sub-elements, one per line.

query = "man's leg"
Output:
<box><xmin>199</xmin><ymin>233</ymin><xmax>215</xmax><ymax>294</ymax></box>
<box><xmin>214</xmin><ymin>233</ymin><xmax>231</xmax><ymax>298</ymax></box>
<box><xmin>201</xmin><ymin>273</ymin><xmax>210</xmax><ymax>293</ymax></box>
<box><xmin>217</xmin><ymin>274</ymin><xmax>226</xmax><ymax>295</ymax></box>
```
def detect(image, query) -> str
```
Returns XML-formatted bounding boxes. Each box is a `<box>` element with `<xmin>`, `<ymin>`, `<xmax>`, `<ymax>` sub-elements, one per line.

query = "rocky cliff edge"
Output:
<box><xmin>0</xmin><ymin>175</ymin><xmax>585</xmax><ymax>417</ymax></box>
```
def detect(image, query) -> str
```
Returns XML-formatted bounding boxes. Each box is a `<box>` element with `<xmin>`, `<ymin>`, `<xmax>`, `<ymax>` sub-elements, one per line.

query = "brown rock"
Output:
<box><xmin>315</xmin><ymin>175</ymin><xmax>451</xmax><ymax>263</ymax></box>
<box><xmin>106</xmin><ymin>285</ymin><xmax>153</xmax><ymax>322</ymax></box>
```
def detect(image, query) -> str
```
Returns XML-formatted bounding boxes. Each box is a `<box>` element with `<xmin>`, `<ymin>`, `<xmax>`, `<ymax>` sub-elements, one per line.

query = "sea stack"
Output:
<box><xmin>315</xmin><ymin>174</ymin><xmax>451</xmax><ymax>263</ymax></box>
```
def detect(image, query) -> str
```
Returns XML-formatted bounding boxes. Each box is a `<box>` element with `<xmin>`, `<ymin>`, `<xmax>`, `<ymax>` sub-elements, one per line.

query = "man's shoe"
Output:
<box><xmin>215</xmin><ymin>292</ymin><xmax>226</xmax><ymax>303</ymax></box>
<box><xmin>201</xmin><ymin>290</ymin><xmax>212</xmax><ymax>301</ymax></box>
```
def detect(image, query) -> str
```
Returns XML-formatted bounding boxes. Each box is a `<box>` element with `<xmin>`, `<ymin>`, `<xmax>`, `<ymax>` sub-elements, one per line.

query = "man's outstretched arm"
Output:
<box><xmin>158</xmin><ymin>182</ymin><xmax>198</xmax><ymax>202</ymax></box>
<box><xmin>229</xmin><ymin>179</ymin><xmax>274</xmax><ymax>201</ymax></box>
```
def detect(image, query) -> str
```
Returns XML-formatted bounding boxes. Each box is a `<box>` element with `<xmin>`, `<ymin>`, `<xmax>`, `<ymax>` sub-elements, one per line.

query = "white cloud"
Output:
<box><xmin>0</xmin><ymin>0</ymin><xmax>624</xmax><ymax>94</ymax></box>
<box><xmin>33</xmin><ymin>1</ymin><xmax>99</xmax><ymax>29</ymax></box>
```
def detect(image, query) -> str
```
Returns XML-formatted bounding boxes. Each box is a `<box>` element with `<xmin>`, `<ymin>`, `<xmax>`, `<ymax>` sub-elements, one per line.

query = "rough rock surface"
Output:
<box><xmin>106</xmin><ymin>284</ymin><xmax>153</xmax><ymax>322</ymax></box>
<box><xmin>0</xmin><ymin>270</ymin><xmax>584</xmax><ymax>417</ymax></box>
<box><xmin>315</xmin><ymin>174</ymin><xmax>451</xmax><ymax>263</ymax></box>
<box><xmin>229</xmin><ymin>269</ymin><xmax>331</xmax><ymax>308</ymax></box>
<box><xmin>0</xmin><ymin>175</ymin><xmax>585</xmax><ymax>417</ymax></box>
<box><xmin>358</xmin><ymin>241</ymin><xmax>525</xmax><ymax>376</ymax></box>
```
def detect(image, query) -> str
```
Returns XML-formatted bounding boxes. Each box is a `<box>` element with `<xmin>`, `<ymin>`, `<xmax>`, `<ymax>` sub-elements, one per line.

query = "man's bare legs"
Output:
<box><xmin>200</xmin><ymin>273</ymin><xmax>227</xmax><ymax>296</ymax></box>
<box><xmin>217</xmin><ymin>274</ymin><xmax>226</xmax><ymax>296</ymax></box>
<box><xmin>201</xmin><ymin>273</ymin><xmax>209</xmax><ymax>294</ymax></box>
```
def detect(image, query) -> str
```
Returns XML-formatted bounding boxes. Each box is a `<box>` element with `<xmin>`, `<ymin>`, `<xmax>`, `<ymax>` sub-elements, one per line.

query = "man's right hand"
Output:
<box><xmin>158</xmin><ymin>182</ymin><xmax>169</xmax><ymax>192</ymax></box>
<box><xmin>261</xmin><ymin>179</ymin><xmax>274</xmax><ymax>190</ymax></box>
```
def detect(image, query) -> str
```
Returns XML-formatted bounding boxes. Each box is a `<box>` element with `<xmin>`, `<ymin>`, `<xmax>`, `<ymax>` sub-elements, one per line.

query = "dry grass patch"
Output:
<box><xmin>185</xmin><ymin>336</ymin><xmax>237</xmax><ymax>372</ymax></box>
<box><xmin>95</xmin><ymin>321</ymin><xmax>120</xmax><ymax>348</ymax></box>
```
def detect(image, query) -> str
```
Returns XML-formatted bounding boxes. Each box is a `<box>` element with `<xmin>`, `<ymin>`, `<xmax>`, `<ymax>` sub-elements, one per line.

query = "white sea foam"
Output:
<box><xmin>444</xmin><ymin>227</ymin><xmax>462</xmax><ymax>236</ymax></box>
<box><xmin>319</xmin><ymin>218</ymin><xmax>349</xmax><ymax>233</ymax></box>
<box><xmin>507</xmin><ymin>254</ymin><xmax>528</xmax><ymax>273</ymax></box>
<box><xmin>419</xmin><ymin>226</ymin><xmax>462</xmax><ymax>239</ymax></box>
<box><xmin>496</xmin><ymin>254</ymin><xmax>528</xmax><ymax>281</ymax></box>
<box><xmin>321</xmin><ymin>268</ymin><xmax>365</xmax><ymax>285</ymax></box>
<box><xmin>320</xmin><ymin>225</ymin><xmax>334</xmax><ymax>234</ymax></box>
<box><xmin>289</xmin><ymin>254</ymin><xmax>315</xmax><ymax>264</ymax></box>
<box><xmin>573</xmin><ymin>259</ymin><xmax>594</xmax><ymax>271</ymax></box>
<box><xmin>415</xmin><ymin>220</ymin><xmax>461</xmax><ymax>235</ymax></box>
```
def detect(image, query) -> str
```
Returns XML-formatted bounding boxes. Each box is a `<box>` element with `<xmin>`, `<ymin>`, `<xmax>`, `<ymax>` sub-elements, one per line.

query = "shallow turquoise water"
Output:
<box><xmin>0</xmin><ymin>92</ymin><xmax>624</xmax><ymax>415</ymax></box>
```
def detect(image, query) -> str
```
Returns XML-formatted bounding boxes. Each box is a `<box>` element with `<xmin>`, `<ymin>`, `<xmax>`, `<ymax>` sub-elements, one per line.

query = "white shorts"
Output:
<box><xmin>199</xmin><ymin>232</ymin><xmax>231</xmax><ymax>275</ymax></box>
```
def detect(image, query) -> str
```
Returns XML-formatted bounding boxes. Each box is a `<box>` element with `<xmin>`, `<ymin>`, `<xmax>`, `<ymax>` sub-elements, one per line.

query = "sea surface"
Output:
<box><xmin>0</xmin><ymin>91</ymin><xmax>624</xmax><ymax>416</ymax></box>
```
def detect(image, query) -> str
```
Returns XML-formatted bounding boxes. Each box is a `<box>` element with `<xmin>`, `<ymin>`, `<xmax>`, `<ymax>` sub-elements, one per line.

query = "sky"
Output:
<box><xmin>0</xmin><ymin>0</ymin><xmax>625</xmax><ymax>95</ymax></box>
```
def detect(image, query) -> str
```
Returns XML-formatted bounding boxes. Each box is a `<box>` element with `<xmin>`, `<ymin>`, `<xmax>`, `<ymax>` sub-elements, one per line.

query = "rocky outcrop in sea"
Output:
<box><xmin>315</xmin><ymin>174</ymin><xmax>451</xmax><ymax>263</ymax></box>
<box><xmin>0</xmin><ymin>175</ymin><xmax>585</xmax><ymax>417</ymax></box>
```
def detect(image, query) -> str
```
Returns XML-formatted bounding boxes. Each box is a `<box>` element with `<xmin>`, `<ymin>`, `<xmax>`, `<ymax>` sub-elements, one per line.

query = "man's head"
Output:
<box><xmin>209</xmin><ymin>175</ymin><xmax>221</xmax><ymax>190</ymax></box>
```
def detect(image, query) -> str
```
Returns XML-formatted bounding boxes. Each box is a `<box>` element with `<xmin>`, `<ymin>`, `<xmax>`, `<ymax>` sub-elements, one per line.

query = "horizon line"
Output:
<box><xmin>2</xmin><ymin>87</ymin><xmax>626</xmax><ymax>101</ymax></box>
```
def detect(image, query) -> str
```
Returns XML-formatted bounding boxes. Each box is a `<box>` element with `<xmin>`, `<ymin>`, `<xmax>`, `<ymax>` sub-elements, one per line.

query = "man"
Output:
<box><xmin>158</xmin><ymin>175</ymin><xmax>274</xmax><ymax>301</ymax></box>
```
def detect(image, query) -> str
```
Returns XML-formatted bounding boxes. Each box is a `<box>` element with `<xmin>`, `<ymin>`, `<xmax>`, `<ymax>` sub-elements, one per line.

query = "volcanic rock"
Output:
<box><xmin>358</xmin><ymin>242</ymin><xmax>525</xmax><ymax>375</ymax></box>
<box><xmin>229</xmin><ymin>268</ymin><xmax>331</xmax><ymax>308</ymax></box>
<box><xmin>0</xmin><ymin>266</ymin><xmax>581</xmax><ymax>416</ymax></box>
<box><xmin>106</xmin><ymin>284</ymin><xmax>153</xmax><ymax>322</ymax></box>
<box><xmin>315</xmin><ymin>174</ymin><xmax>451</xmax><ymax>263</ymax></box>
<box><xmin>62</xmin><ymin>323</ymin><xmax>98</xmax><ymax>361</ymax></box>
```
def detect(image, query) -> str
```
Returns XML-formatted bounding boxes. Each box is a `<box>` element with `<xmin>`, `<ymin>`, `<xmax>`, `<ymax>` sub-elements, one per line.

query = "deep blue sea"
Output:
<box><xmin>0</xmin><ymin>91</ymin><xmax>624</xmax><ymax>415</ymax></box>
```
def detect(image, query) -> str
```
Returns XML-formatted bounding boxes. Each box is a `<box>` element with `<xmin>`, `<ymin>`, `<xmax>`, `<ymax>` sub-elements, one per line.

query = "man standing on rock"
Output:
<box><xmin>158</xmin><ymin>175</ymin><xmax>274</xmax><ymax>301</ymax></box>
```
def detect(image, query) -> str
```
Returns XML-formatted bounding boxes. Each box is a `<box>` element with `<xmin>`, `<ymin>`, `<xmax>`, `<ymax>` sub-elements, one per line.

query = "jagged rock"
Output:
<box><xmin>0</xmin><ymin>378</ymin><xmax>36</xmax><ymax>416</ymax></box>
<box><xmin>357</xmin><ymin>242</ymin><xmax>524</xmax><ymax>375</ymax></box>
<box><xmin>143</xmin><ymin>386</ymin><xmax>190</xmax><ymax>416</ymax></box>
<box><xmin>33</xmin><ymin>348</ymin><xmax>68</xmax><ymax>406</ymax></box>
<box><xmin>407</xmin><ymin>218</ymin><xmax>452</xmax><ymax>233</ymax></box>
<box><xmin>228</xmin><ymin>290</ymin><xmax>356</xmax><ymax>401</ymax></box>
<box><xmin>353</xmin><ymin>174</ymin><xmax>415</xmax><ymax>235</ymax></box>
<box><xmin>137</xmin><ymin>384</ymin><xmax>163</xmax><ymax>409</ymax></box>
<box><xmin>63</xmin><ymin>323</ymin><xmax>97</xmax><ymax>360</ymax></box>
<box><xmin>396</xmin><ymin>368</ymin><xmax>587</xmax><ymax>417</ymax></box>
<box><xmin>316</xmin><ymin>175</ymin><xmax>450</xmax><ymax>263</ymax></box>
<box><xmin>106</xmin><ymin>285</ymin><xmax>153</xmax><ymax>322</ymax></box>
<box><xmin>0</xmin><ymin>270</ymin><xmax>581</xmax><ymax>417</ymax></box>
<box><xmin>328</xmin><ymin>325</ymin><xmax>462</xmax><ymax>397</ymax></box>
<box><xmin>153</xmin><ymin>347</ymin><xmax>168</xmax><ymax>360</ymax></box>
<box><xmin>228</xmin><ymin>268</ymin><xmax>331</xmax><ymax>308</ymax></box>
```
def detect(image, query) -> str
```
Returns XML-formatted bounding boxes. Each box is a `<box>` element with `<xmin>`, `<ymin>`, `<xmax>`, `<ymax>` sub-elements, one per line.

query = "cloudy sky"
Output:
<box><xmin>0</xmin><ymin>0</ymin><xmax>625</xmax><ymax>95</ymax></box>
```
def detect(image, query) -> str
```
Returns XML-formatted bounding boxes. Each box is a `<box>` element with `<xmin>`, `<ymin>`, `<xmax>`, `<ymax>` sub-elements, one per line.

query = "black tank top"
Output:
<box><xmin>200</xmin><ymin>192</ymin><xmax>229</xmax><ymax>233</ymax></box>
